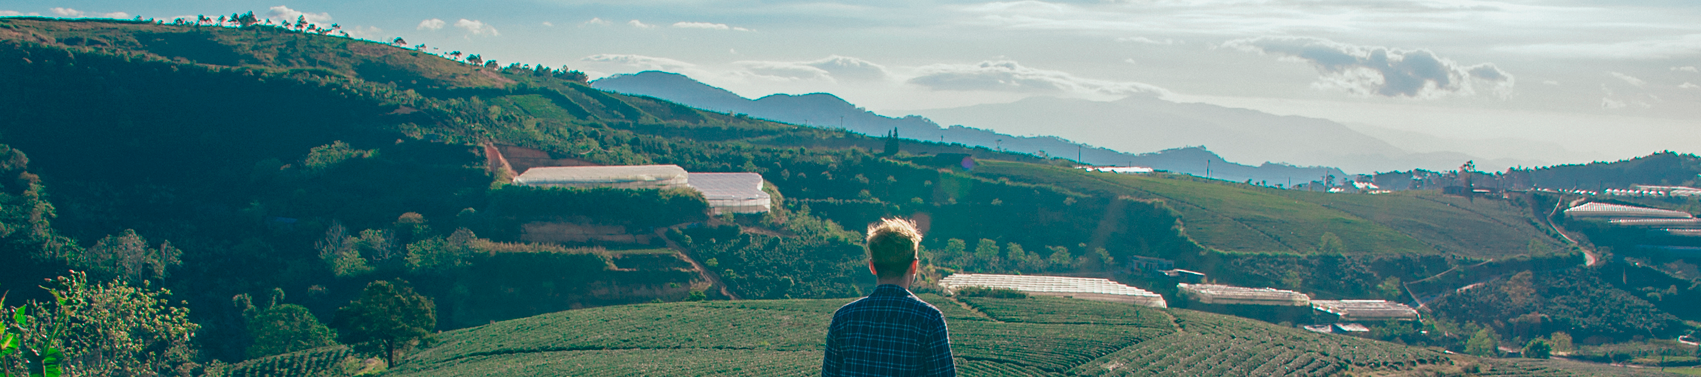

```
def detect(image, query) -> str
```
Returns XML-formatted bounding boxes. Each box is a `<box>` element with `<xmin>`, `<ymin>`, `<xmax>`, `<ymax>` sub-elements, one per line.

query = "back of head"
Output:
<box><xmin>866</xmin><ymin>217</ymin><xmax>921</xmax><ymax>279</ymax></box>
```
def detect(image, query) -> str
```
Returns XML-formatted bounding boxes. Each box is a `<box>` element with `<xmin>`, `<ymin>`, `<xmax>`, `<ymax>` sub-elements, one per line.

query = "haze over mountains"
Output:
<box><xmin>592</xmin><ymin>71</ymin><xmax>1528</xmax><ymax>180</ymax></box>
<box><xmin>593</xmin><ymin>71</ymin><xmax>1348</xmax><ymax>184</ymax></box>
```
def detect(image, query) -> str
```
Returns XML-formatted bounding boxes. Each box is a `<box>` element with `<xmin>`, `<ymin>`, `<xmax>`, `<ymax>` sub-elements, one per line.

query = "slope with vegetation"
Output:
<box><xmin>0</xmin><ymin>16</ymin><xmax>1693</xmax><ymax>375</ymax></box>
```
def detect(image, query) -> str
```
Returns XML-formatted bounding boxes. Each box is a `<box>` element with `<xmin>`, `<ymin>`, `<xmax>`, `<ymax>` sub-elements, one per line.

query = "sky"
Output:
<box><xmin>5</xmin><ymin>0</ymin><xmax>1699</xmax><ymax>170</ymax></box>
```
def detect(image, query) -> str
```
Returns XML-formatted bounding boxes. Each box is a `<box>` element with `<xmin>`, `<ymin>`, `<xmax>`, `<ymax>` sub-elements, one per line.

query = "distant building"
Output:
<box><xmin>1311</xmin><ymin>300</ymin><xmax>1419</xmax><ymax>322</ymax></box>
<box><xmin>513</xmin><ymin>165</ymin><xmax>773</xmax><ymax>214</ymax></box>
<box><xmin>513</xmin><ymin>165</ymin><xmax>689</xmax><ymax>189</ymax></box>
<box><xmin>940</xmin><ymin>273</ymin><xmax>1167</xmax><ymax>308</ymax></box>
<box><xmin>1158</xmin><ymin>269</ymin><xmax>1206</xmax><ymax>284</ymax></box>
<box><xmin>1082</xmin><ymin>166</ymin><xmax>1154</xmax><ymax>174</ymax></box>
<box><xmin>687</xmin><ymin>172</ymin><xmax>772</xmax><ymax>214</ymax></box>
<box><xmin>1333</xmin><ymin>323</ymin><xmax>1370</xmax><ymax>334</ymax></box>
<box><xmin>1177</xmin><ymin>283</ymin><xmax>1310</xmax><ymax>306</ymax></box>
<box><xmin>1128</xmin><ymin>256</ymin><xmax>1174</xmax><ymax>273</ymax></box>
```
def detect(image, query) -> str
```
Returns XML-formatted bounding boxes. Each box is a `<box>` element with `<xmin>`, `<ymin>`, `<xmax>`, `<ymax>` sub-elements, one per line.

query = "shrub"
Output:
<box><xmin>953</xmin><ymin>287</ymin><xmax>1028</xmax><ymax>299</ymax></box>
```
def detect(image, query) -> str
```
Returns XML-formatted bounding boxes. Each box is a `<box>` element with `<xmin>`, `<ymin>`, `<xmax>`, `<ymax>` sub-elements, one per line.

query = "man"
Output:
<box><xmin>822</xmin><ymin>217</ymin><xmax>955</xmax><ymax>376</ymax></box>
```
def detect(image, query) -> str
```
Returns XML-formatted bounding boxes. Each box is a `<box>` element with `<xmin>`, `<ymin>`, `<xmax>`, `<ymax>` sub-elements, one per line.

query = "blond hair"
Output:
<box><xmin>866</xmin><ymin>217</ymin><xmax>922</xmax><ymax>278</ymax></box>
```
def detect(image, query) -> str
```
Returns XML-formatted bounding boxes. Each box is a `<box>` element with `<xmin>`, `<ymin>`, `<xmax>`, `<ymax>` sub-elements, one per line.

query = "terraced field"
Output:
<box><xmin>227</xmin><ymin>294</ymin><xmax>1662</xmax><ymax>376</ymax></box>
<box><xmin>383</xmin><ymin>295</ymin><xmax>1436</xmax><ymax>376</ymax></box>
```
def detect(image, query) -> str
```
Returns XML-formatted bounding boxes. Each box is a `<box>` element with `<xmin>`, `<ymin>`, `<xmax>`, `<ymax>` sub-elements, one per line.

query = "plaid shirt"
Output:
<box><xmin>822</xmin><ymin>284</ymin><xmax>955</xmax><ymax>377</ymax></box>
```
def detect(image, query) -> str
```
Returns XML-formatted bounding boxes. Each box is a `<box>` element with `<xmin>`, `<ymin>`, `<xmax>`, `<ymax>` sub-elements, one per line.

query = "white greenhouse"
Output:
<box><xmin>1564</xmin><ymin>202</ymin><xmax>1694</xmax><ymax>220</ymax></box>
<box><xmin>1177</xmin><ymin>283</ymin><xmax>1311</xmax><ymax>306</ymax></box>
<box><xmin>513</xmin><ymin>165</ymin><xmax>689</xmax><ymax>189</ymax></box>
<box><xmin>1311</xmin><ymin>300</ymin><xmax>1419</xmax><ymax>321</ymax></box>
<box><xmin>687</xmin><ymin>172</ymin><xmax>772</xmax><ymax>214</ymax></box>
<box><xmin>939</xmin><ymin>273</ymin><xmax>1167</xmax><ymax>308</ymax></box>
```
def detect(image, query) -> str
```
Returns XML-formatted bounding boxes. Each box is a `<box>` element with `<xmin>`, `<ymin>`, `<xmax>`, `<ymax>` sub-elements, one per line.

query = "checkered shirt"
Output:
<box><xmin>821</xmin><ymin>284</ymin><xmax>955</xmax><ymax>377</ymax></box>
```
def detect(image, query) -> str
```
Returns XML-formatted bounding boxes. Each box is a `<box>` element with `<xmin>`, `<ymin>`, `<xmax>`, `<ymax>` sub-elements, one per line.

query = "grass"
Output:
<box><xmin>975</xmin><ymin>160</ymin><xmax>1566</xmax><ymax>259</ymax></box>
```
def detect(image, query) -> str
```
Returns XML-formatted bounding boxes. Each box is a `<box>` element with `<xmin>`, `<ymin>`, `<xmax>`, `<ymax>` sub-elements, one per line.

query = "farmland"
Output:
<box><xmin>368</xmin><ymin>294</ymin><xmax>1666</xmax><ymax>377</ymax></box>
<box><xmin>973</xmin><ymin>160</ymin><xmax>1567</xmax><ymax>259</ymax></box>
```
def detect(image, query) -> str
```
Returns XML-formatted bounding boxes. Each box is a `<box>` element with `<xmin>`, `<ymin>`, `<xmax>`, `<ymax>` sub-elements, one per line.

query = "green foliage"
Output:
<box><xmin>486</xmin><ymin>185</ymin><xmax>709</xmax><ymax>230</ymax></box>
<box><xmin>2</xmin><ymin>292</ymin><xmax>68</xmax><ymax>377</ymax></box>
<box><xmin>951</xmin><ymin>287</ymin><xmax>1028</xmax><ymax>299</ymax></box>
<box><xmin>404</xmin><ymin>228</ymin><xmax>476</xmax><ymax>275</ymax></box>
<box><xmin>2</xmin><ymin>271</ymin><xmax>198</xmax><ymax>377</ymax></box>
<box><xmin>1318</xmin><ymin>232</ymin><xmax>1344</xmax><ymax>254</ymax></box>
<box><xmin>333</xmin><ymin>280</ymin><xmax>436</xmax><ymax>366</ymax></box>
<box><xmin>1466</xmin><ymin>327</ymin><xmax>1500</xmax><ymax>357</ymax></box>
<box><xmin>304</xmin><ymin>141</ymin><xmax>376</xmax><ymax>173</ymax></box>
<box><xmin>246</xmin><ymin>304</ymin><xmax>338</xmax><ymax>359</ymax></box>
<box><xmin>71</xmin><ymin>229</ymin><xmax>181</xmax><ymax>284</ymax></box>
<box><xmin>1524</xmin><ymin>338</ymin><xmax>1553</xmax><ymax>359</ymax></box>
<box><xmin>1428</xmin><ymin>267</ymin><xmax>1686</xmax><ymax>342</ymax></box>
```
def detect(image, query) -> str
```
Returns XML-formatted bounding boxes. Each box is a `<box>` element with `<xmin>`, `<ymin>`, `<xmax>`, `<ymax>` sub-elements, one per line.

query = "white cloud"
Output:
<box><xmin>907</xmin><ymin>60</ymin><xmax>1169</xmax><ymax>97</ymax></box>
<box><xmin>1608</xmin><ymin>71</ymin><xmax>1645</xmax><ymax>87</ymax></box>
<box><xmin>1675</xmin><ymin>66</ymin><xmax>1700</xmax><ymax>73</ymax></box>
<box><xmin>734</xmin><ymin>56</ymin><xmax>888</xmax><ymax>82</ymax></box>
<box><xmin>0</xmin><ymin>10</ymin><xmax>40</xmax><ymax>17</ymax></box>
<box><xmin>1116</xmin><ymin>36</ymin><xmax>1177</xmax><ymax>45</ymax></box>
<box><xmin>417</xmin><ymin>18</ymin><xmax>445</xmax><ymax>30</ymax></box>
<box><xmin>739</xmin><ymin>61</ymin><xmax>832</xmax><ymax>81</ymax></box>
<box><xmin>454</xmin><ymin>19</ymin><xmax>499</xmax><ymax>36</ymax></box>
<box><xmin>1681</xmin><ymin>82</ymin><xmax>1699</xmax><ymax>89</ymax></box>
<box><xmin>1224</xmin><ymin>36</ymin><xmax>1514</xmax><ymax>99</ymax></box>
<box><xmin>582</xmin><ymin>54</ymin><xmax>696</xmax><ymax>72</ymax></box>
<box><xmin>343</xmin><ymin>25</ymin><xmax>382</xmax><ymax>40</ymax></box>
<box><xmin>49</xmin><ymin>7</ymin><xmax>129</xmax><ymax>19</ymax></box>
<box><xmin>672</xmin><ymin>22</ymin><xmax>752</xmax><ymax>32</ymax></box>
<box><xmin>1124</xmin><ymin>58</ymin><xmax>1138</xmax><ymax>65</ymax></box>
<box><xmin>583</xmin><ymin>18</ymin><xmax>610</xmax><ymax>26</ymax></box>
<box><xmin>1499</xmin><ymin>34</ymin><xmax>1701</xmax><ymax>60</ymax></box>
<box><xmin>1601</xmin><ymin>97</ymin><xmax>1626</xmax><ymax>109</ymax></box>
<box><xmin>266</xmin><ymin>6</ymin><xmax>330</xmax><ymax>25</ymax></box>
<box><xmin>628</xmin><ymin>20</ymin><xmax>656</xmax><ymax>29</ymax></box>
<box><xmin>542</xmin><ymin>21</ymin><xmax>554</xmax><ymax>27</ymax></box>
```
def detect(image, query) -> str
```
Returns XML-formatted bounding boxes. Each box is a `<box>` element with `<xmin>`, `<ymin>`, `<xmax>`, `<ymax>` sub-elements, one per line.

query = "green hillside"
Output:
<box><xmin>0</xmin><ymin>17</ymin><xmax>1693</xmax><ymax>375</ymax></box>
<box><xmin>358</xmin><ymin>295</ymin><xmax>1680</xmax><ymax>377</ymax></box>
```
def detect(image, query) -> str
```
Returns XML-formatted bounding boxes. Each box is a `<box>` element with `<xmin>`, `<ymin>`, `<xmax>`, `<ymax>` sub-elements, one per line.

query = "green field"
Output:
<box><xmin>362</xmin><ymin>295</ymin><xmax>1483</xmax><ymax>376</ymax></box>
<box><xmin>975</xmin><ymin>161</ymin><xmax>1566</xmax><ymax>258</ymax></box>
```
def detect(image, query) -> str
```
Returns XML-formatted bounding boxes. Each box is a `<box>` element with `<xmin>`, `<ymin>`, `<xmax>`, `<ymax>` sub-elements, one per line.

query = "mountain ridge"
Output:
<box><xmin>592</xmin><ymin>71</ymin><xmax>1350</xmax><ymax>184</ymax></box>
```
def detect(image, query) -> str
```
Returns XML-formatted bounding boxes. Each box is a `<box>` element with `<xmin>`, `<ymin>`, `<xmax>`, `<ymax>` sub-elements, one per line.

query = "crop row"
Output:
<box><xmin>221</xmin><ymin>345</ymin><xmax>355</xmax><ymax>377</ymax></box>
<box><xmin>1171</xmin><ymin>309</ymin><xmax>1447</xmax><ymax>368</ymax></box>
<box><xmin>1072</xmin><ymin>332</ymin><xmax>1345</xmax><ymax>376</ymax></box>
<box><xmin>959</xmin><ymin>296</ymin><xmax>1173</xmax><ymax>329</ymax></box>
<box><xmin>949</xmin><ymin>321</ymin><xmax>1170</xmax><ymax>372</ymax></box>
<box><xmin>408</xmin><ymin>304</ymin><xmax>834</xmax><ymax>365</ymax></box>
<box><xmin>956</xmin><ymin>359</ymin><xmax>1052</xmax><ymax>376</ymax></box>
<box><xmin>393</xmin><ymin>349</ymin><xmax>819</xmax><ymax>377</ymax></box>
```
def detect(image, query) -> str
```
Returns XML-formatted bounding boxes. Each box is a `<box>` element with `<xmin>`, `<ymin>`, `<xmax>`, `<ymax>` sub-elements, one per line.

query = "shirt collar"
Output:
<box><xmin>872</xmin><ymin>284</ymin><xmax>911</xmax><ymax>296</ymax></box>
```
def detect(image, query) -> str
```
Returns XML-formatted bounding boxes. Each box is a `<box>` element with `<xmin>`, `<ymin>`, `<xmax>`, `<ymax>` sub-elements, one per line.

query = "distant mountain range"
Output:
<box><xmin>592</xmin><ymin>71</ymin><xmax>1346</xmax><ymax>184</ymax></box>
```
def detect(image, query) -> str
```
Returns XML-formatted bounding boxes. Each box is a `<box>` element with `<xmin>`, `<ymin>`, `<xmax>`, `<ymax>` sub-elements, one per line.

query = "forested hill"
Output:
<box><xmin>1</xmin><ymin>17</ymin><xmax>1697</xmax><ymax>375</ymax></box>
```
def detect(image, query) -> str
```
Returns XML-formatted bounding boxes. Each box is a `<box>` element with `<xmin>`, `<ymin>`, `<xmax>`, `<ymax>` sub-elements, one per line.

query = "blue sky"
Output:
<box><xmin>5</xmin><ymin>0</ymin><xmax>1699</xmax><ymax>168</ymax></box>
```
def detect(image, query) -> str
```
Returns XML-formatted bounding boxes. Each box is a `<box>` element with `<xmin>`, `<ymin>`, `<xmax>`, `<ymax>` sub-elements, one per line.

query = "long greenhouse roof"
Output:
<box><xmin>1565</xmin><ymin>202</ymin><xmax>1693</xmax><ymax>219</ymax></box>
<box><xmin>514</xmin><ymin>165</ymin><xmax>689</xmax><ymax>186</ymax></box>
<box><xmin>939</xmin><ymin>274</ymin><xmax>1161</xmax><ymax>298</ymax></box>
<box><xmin>687</xmin><ymin>173</ymin><xmax>769</xmax><ymax>201</ymax></box>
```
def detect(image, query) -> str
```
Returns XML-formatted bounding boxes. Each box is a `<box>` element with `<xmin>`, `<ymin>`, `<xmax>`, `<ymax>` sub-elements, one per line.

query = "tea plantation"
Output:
<box><xmin>326</xmin><ymin>295</ymin><xmax>1673</xmax><ymax>376</ymax></box>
